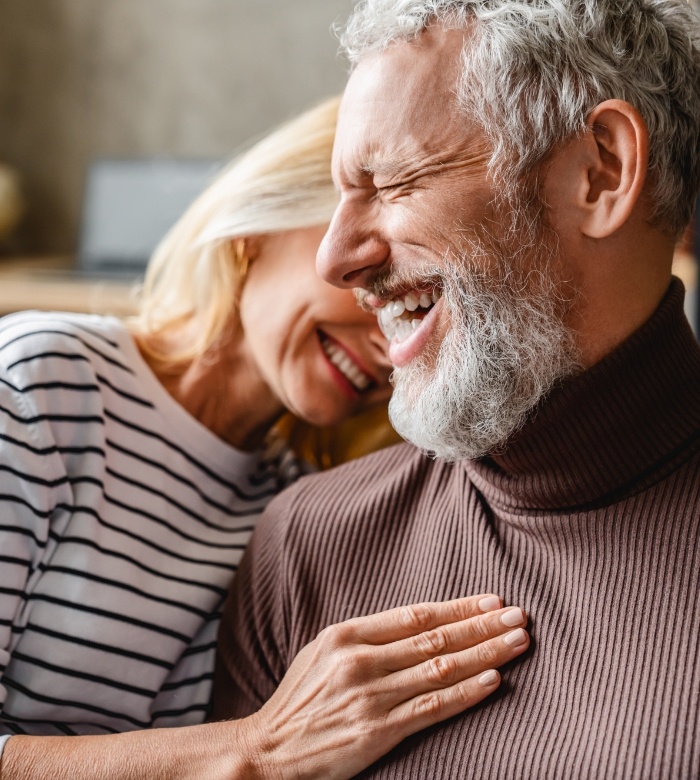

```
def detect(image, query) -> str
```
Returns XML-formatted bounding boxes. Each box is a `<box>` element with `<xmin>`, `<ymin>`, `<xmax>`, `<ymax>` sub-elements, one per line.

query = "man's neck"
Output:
<box><xmin>468</xmin><ymin>278</ymin><xmax>700</xmax><ymax>511</ymax></box>
<box><xmin>564</xmin><ymin>225</ymin><xmax>675</xmax><ymax>367</ymax></box>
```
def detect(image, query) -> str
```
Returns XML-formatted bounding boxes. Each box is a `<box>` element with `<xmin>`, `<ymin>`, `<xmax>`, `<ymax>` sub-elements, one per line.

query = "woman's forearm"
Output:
<box><xmin>1</xmin><ymin>595</ymin><xmax>530</xmax><ymax>780</ymax></box>
<box><xmin>0</xmin><ymin>722</ymin><xmax>254</xmax><ymax>780</ymax></box>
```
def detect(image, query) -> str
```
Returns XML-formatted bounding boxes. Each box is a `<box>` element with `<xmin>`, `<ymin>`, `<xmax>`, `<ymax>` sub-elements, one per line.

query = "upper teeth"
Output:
<box><xmin>322</xmin><ymin>339</ymin><xmax>372</xmax><ymax>391</ymax></box>
<box><xmin>378</xmin><ymin>288</ymin><xmax>441</xmax><ymax>343</ymax></box>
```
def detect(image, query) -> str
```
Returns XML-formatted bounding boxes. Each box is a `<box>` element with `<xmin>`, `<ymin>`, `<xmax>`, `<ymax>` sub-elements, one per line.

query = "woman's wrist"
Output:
<box><xmin>0</xmin><ymin>724</ymin><xmax>267</xmax><ymax>780</ymax></box>
<box><xmin>214</xmin><ymin>715</ymin><xmax>277</xmax><ymax>780</ymax></box>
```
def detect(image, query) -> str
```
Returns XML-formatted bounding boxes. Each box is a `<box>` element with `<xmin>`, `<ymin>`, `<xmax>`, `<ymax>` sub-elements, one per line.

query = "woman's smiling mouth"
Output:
<box><xmin>319</xmin><ymin>331</ymin><xmax>375</xmax><ymax>392</ymax></box>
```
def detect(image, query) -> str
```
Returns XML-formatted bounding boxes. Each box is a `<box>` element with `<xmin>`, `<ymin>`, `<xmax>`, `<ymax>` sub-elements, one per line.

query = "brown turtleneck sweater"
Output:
<box><xmin>214</xmin><ymin>279</ymin><xmax>700</xmax><ymax>779</ymax></box>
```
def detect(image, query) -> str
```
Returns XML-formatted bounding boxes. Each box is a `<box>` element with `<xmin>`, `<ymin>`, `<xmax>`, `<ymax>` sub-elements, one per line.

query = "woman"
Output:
<box><xmin>0</xmin><ymin>97</ymin><xmax>529</xmax><ymax>778</ymax></box>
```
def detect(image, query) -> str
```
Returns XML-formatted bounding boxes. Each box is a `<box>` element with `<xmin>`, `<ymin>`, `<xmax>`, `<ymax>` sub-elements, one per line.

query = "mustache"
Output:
<box><xmin>353</xmin><ymin>263</ymin><xmax>445</xmax><ymax>312</ymax></box>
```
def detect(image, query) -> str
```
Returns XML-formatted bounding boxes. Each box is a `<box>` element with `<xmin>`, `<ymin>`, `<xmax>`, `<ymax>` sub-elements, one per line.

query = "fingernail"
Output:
<box><xmin>501</xmin><ymin>607</ymin><xmax>524</xmax><ymax>627</ymax></box>
<box><xmin>478</xmin><ymin>595</ymin><xmax>501</xmax><ymax>612</ymax></box>
<box><xmin>504</xmin><ymin>628</ymin><xmax>528</xmax><ymax>647</ymax></box>
<box><xmin>478</xmin><ymin>669</ymin><xmax>499</xmax><ymax>686</ymax></box>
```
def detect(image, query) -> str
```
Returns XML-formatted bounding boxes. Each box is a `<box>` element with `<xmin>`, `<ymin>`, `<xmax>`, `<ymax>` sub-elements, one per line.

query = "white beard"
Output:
<box><xmin>388</xmin><ymin>232</ymin><xmax>580</xmax><ymax>461</ymax></box>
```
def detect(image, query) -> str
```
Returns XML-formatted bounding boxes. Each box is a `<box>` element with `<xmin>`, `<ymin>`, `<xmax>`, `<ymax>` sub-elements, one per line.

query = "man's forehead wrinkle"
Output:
<box><xmin>351</xmin><ymin>26</ymin><xmax>465</xmax><ymax>109</ymax></box>
<box><xmin>333</xmin><ymin>23</ymin><xmax>490</xmax><ymax>193</ymax></box>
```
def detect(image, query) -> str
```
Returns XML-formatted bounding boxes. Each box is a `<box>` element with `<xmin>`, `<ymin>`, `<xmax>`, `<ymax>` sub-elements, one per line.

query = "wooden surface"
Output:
<box><xmin>0</xmin><ymin>256</ymin><xmax>139</xmax><ymax>317</ymax></box>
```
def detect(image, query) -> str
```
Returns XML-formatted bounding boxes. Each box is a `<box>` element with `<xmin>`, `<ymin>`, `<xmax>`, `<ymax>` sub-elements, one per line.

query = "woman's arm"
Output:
<box><xmin>0</xmin><ymin>379</ymin><xmax>70</xmax><ymax>718</ymax></box>
<box><xmin>0</xmin><ymin>724</ymin><xmax>248</xmax><ymax>780</ymax></box>
<box><xmin>1</xmin><ymin>594</ymin><xmax>529</xmax><ymax>780</ymax></box>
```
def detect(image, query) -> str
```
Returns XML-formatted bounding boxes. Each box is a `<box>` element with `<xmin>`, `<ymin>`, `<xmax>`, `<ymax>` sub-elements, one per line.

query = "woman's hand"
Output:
<box><xmin>0</xmin><ymin>595</ymin><xmax>528</xmax><ymax>780</ymax></box>
<box><xmin>238</xmin><ymin>594</ymin><xmax>529</xmax><ymax>780</ymax></box>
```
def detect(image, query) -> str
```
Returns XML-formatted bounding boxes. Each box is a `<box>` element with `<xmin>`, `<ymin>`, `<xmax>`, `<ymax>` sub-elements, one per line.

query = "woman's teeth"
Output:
<box><xmin>321</xmin><ymin>338</ymin><xmax>372</xmax><ymax>391</ymax></box>
<box><xmin>378</xmin><ymin>288</ymin><xmax>441</xmax><ymax>343</ymax></box>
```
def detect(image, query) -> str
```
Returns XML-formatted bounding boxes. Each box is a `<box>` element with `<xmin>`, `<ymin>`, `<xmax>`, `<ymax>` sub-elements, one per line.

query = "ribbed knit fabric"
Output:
<box><xmin>214</xmin><ymin>278</ymin><xmax>700</xmax><ymax>780</ymax></box>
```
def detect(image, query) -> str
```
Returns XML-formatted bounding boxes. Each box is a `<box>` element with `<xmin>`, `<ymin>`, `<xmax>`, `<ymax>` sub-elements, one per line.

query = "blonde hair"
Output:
<box><xmin>132</xmin><ymin>95</ymin><xmax>341</xmax><ymax>365</ymax></box>
<box><xmin>130</xmin><ymin>95</ymin><xmax>400</xmax><ymax>465</ymax></box>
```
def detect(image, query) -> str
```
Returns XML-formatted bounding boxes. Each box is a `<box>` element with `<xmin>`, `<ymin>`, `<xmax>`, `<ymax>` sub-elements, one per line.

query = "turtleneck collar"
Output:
<box><xmin>464</xmin><ymin>278</ymin><xmax>700</xmax><ymax>513</ymax></box>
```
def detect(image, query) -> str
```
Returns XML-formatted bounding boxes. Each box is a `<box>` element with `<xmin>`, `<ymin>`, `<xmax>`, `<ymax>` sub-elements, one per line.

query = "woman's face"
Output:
<box><xmin>238</xmin><ymin>225</ymin><xmax>393</xmax><ymax>427</ymax></box>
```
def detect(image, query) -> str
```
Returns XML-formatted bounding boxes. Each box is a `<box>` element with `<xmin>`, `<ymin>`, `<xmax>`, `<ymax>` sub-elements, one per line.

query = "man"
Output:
<box><xmin>214</xmin><ymin>1</ymin><xmax>700</xmax><ymax>777</ymax></box>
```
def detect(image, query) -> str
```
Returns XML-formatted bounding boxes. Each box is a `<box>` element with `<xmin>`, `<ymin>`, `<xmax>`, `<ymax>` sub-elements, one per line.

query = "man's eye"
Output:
<box><xmin>376</xmin><ymin>183</ymin><xmax>402</xmax><ymax>195</ymax></box>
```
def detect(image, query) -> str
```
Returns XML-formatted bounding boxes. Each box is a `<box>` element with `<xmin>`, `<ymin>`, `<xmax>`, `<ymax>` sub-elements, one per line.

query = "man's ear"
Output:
<box><xmin>579</xmin><ymin>99</ymin><xmax>649</xmax><ymax>239</ymax></box>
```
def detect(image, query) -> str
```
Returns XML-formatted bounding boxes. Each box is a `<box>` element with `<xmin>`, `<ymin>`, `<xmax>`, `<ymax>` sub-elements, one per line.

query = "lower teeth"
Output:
<box><xmin>393</xmin><ymin>319</ymin><xmax>419</xmax><ymax>343</ymax></box>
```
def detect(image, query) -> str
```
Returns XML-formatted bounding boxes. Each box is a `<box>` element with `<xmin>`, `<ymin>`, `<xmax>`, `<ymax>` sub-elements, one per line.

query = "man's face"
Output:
<box><xmin>319</xmin><ymin>26</ymin><xmax>496</xmax><ymax>369</ymax></box>
<box><xmin>318</xmin><ymin>26</ymin><xmax>579</xmax><ymax>459</ymax></box>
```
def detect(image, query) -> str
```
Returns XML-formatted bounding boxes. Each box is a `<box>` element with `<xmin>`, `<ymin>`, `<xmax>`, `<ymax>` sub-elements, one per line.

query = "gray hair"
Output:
<box><xmin>339</xmin><ymin>0</ymin><xmax>700</xmax><ymax>238</ymax></box>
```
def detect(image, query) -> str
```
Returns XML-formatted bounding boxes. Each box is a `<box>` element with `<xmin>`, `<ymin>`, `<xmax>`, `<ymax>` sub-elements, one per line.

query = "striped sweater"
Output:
<box><xmin>0</xmin><ymin>311</ymin><xmax>299</xmax><ymax>738</ymax></box>
<box><xmin>215</xmin><ymin>279</ymin><xmax>700</xmax><ymax>779</ymax></box>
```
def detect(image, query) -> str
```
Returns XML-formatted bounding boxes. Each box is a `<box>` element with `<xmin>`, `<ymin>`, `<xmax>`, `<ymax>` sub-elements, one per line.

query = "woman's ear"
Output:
<box><xmin>579</xmin><ymin>99</ymin><xmax>649</xmax><ymax>239</ymax></box>
<box><xmin>242</xmin><ymin>236</ymin><xmax>263</xmax><ymax>262</ymax></box>
<box><xmin>232</xmin><ymin>236</ymin><xmax>263</xmax><ymax>288</ymax></box>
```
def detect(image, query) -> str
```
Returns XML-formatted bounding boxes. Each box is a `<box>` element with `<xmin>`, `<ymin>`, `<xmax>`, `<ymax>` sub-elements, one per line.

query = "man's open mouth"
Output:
<box><xmin>377</xmin><ymin>288</ymin><xmax>442</xmax><ymax>343</ymax></box>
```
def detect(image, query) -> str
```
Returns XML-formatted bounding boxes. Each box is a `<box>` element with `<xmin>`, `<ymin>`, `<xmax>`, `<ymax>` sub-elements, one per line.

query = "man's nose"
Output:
<box><xmin>316</xmin><ymin>201</ymin><xmax>389</xmax><ymax>289</ymax></box>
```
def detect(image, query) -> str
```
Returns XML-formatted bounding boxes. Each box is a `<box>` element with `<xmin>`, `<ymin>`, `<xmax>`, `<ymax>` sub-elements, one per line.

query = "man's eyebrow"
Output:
<box><xmin>335</xmin><ymin>151</ymin><xmax>419</xmax><ymax>189</ymax></box>
<box><xmin>333</xmin><ymin>156</ymin><xmax>402</xmax><ymax>188</ymax></box>
<box><xmin>361</xmin><ymin>154</ymin><xmax>414</xmax><ymax>180</ymax></box>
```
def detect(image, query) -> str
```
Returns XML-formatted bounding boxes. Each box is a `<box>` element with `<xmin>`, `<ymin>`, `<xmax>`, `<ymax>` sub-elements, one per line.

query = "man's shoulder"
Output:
<box><xmin>295</xmin><ymin>440</ymin><xmax>440</xmax><ymax>501</ymax></box>
<box><xmin>260</xmin><ymin>441</ymin><xmax>465</xmax><ymax>542</ymax></box>
<box><xmin>319</xmin><ymin>439</ymin><xmax>425</xmax><ymax>473</ymax></box>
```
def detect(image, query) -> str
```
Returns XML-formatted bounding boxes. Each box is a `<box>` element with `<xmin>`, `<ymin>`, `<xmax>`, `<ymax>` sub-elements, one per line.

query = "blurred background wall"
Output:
<box><xmin>0</xmin><ymin>0</ymin><xmax>698</xmax><ymax>260</ymax></box>
<box><xmin>0</xmin><ymin>0</ymin><xmax>354</xmax><ymax>254</ymax></box>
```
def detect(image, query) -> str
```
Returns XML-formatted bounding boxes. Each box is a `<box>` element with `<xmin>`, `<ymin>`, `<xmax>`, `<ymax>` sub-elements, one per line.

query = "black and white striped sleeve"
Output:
<box><xmin>0</xmin><ymin>373</ymin><xmax>69</xmax><ymax>713</ymax></box>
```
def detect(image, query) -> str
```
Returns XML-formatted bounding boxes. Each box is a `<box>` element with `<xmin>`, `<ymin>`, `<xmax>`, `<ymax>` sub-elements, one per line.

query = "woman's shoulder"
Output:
<box><xmin>0</xmin><ymin>310</ymin><xmax>125</xmax><ymax>353</ymax></box>
<box><xmin>0</xmin><ymin>310</ymin><xmax>132</xmax><ymax>382</ymax></box>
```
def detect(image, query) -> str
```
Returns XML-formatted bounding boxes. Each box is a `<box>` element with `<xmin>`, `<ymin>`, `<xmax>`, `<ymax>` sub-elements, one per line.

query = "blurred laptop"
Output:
<box><xmin>75</xmin><ymin>157</ymin><xmax>221</xmax><ymax>280</ymax></box>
